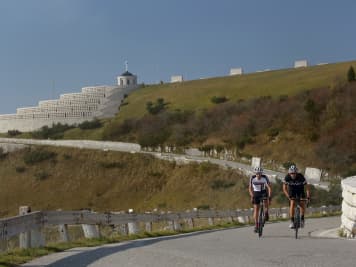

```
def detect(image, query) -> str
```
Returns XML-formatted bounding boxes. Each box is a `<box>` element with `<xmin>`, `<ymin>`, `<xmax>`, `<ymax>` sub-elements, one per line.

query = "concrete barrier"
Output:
<box><xmin>341</xmin><ymin>176</ymin><xmax>356</xmax><ymax>238</ymax></box>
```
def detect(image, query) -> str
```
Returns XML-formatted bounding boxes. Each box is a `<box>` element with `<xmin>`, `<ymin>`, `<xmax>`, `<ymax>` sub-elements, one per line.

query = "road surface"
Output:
<box><xmin>23</xmin><ymin>216</ymin><xmax>354</xmax><ymax>267</ymax></box>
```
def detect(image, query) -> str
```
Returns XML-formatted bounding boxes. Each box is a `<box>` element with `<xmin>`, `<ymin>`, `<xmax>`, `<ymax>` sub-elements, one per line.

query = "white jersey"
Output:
<box><xmin>250</xmin><ymin>174</ymin><xmax>270</xmax><ymax>192</ymax></box>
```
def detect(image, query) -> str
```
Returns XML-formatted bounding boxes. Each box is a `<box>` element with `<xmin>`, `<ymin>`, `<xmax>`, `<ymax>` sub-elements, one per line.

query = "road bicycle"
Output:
<box><xmin>257</xmin><ymin>197</ymin><xmax>268</xmax><ymax>237</ymax></box>
<box><xmin>290</xmin><ymin>197</ymin><xmax>309</xmax><ymax>239</ymax></box>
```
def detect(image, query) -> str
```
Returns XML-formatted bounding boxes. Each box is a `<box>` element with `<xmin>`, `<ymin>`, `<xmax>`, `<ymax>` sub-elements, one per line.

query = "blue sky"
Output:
<box><xmin>0</xmin><ymin>0</ymin><xmax>355</xmax><ymax>113</ymax></box>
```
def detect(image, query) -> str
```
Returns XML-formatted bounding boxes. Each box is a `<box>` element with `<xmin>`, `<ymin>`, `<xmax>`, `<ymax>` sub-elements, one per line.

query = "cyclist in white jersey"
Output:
<box><xmin>249</xmin><ymin>166</ymin><xmax>272</xmax><ymax>233</ymax></box>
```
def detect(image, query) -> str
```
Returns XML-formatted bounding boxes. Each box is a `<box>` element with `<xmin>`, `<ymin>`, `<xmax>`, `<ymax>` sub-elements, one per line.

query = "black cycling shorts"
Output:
<box><xmin>252</xmin><ymin>190</ymin><xmax>268</xmax><ymax>205</ymax></box>
<box><xmin>289</xmin><ymin>189</ymin><xmax>306</xmax><ymax>199</ymax></box>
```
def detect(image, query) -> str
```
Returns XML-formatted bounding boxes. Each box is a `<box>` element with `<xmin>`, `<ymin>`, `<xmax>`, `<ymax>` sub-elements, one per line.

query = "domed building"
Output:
<box><xmin>0</xmin><ymin>68</ymin><xmax>139</xmax><ymax>133</ymax></box>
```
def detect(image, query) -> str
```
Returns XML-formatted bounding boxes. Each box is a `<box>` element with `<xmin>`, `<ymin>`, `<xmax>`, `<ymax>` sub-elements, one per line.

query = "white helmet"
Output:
<box><xmin>254</xmin><ymin>166</ymin><xmax>263</xmax><ymax>174</ymax></box>
<box><xmin>288</xmin><ymin>165</ymin><xmax>298</xmax><ymax>173</ymax></box>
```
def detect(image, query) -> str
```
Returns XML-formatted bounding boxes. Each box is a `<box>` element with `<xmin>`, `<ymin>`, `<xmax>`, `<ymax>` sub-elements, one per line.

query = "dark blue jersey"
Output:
<box><xmin>283</xmin><ymin>173</ymin><xmax>307</xmax><ymax>192</ymax></box>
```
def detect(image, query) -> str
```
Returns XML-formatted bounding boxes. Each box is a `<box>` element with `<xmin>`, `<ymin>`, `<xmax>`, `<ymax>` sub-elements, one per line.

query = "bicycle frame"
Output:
<box><xmin>291</xmin><ymin>198</ymin><xmax>308</xmax><ymax>239</ymax></box>
<box><xmin>257</xmin><ymin>197</ymin><xmax>268</xmax><ymax>237</ymax></box>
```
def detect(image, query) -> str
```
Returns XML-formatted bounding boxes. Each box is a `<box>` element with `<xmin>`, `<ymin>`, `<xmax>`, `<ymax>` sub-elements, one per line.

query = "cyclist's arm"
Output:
<box><xmin>266</xmin><ymin>183</ymin><xmax>272</xmax><ymax>198</ymax></box>
<box><xmin>305</xmin><ymin>183</ymin><xmax>311</xmax><ymax>199</ymax></box>
<box><xmin>282</xmin><ymin>183</ymin><xmax>289</xmax><ymax>199</ymax></box>
<box><xmin>249</xmin><ymin>182</ymin><xmax>253</xmax><ymax>198</ymax></box>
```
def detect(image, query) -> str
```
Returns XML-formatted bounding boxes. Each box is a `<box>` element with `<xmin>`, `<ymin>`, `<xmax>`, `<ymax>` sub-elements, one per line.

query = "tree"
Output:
<box><xmin>146</xmin><ymin>98</ymin><xmax>167</xmax><ymax>115</ymax></box>
<box><xmin>347</xmin><ymin>66</ymin><xmax>355</xmax><ymax>82</ymax></box>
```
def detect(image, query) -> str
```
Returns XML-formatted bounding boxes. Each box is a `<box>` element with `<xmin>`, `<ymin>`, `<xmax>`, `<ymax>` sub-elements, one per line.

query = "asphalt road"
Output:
<box><xmin>23</xmin><ymin>216</ymin><xmax>355</xmax><ymax>267</ymax></box>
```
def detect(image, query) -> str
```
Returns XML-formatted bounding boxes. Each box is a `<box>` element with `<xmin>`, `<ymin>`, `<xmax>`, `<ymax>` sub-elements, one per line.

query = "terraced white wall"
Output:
<box><xmin>341</xmin><ymin>176</ymin><xmax>356</xmax><ymax>238</ymax></box>
<box><xmin>0</xmin><ymin>73</ymin><xmax>138</xmax><ymax>133</ymax></box>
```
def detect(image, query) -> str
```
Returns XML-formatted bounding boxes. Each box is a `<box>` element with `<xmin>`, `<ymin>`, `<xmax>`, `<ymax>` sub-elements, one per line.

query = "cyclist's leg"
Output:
<box><xmin>262</xmin><ymin>191</ymin><xmax>269</xmax><ymax>221</ymax></box>
<box><xmin>289</xmin><ymin>191</ymin><xmax>296</xmax><ymax>228</ymax></box>
<box><xmin>253</xmin><ymin>203</ymin><xmax>259</xmax><ymax>225</ymax></box>
<box><xmin>252</xmin><ymin>192</ymin><xmax>261</xmax><ymax>232</ymax></box>
<box><xmin>298</xmin><ymin>192</ymin><xmax>306</xmax><ymax>226</ymax></box>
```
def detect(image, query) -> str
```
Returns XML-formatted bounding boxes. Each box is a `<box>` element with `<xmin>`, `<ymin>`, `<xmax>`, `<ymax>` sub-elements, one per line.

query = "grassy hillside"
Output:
<box><xmin>0</xmin><ymin>146</ymin><xmax>340</xmax><ymax>218</ymax></box>
<box><xmin>116</xmin><ymin>60</ymin><xmax>356</xmax><ymax>121</ymax></box>
<box><xmin>0</xmin><ymin>146</ymin><xmax>251</xmax><ymax>217</ymax></box>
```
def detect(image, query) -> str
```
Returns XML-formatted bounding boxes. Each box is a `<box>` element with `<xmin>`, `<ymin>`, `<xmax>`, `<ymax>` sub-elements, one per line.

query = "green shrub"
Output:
<box><xmin>23</xmin><ymin>149</ymin><xmax>57</xmax><ymax>165</ymax></box>
<box><xmin>199</xmin><ymin>162</ymin><xmax>216</xmax><ymax>173</ymax></box>
<box><xmin>78</xmin><ymin>119</ymin><xmax>102</xmax><ymax>130</ymax></box>
<box><xmin>197</xmin><ymin>204</ymin><xmax>210</xmax><ymax>210</ymax></box>
<box><xmin>267</xmin><ymin>127</ymin><xmax>279</xmax><ymax>138</ymax></box>
<box><xmin>157</xmin><ymin>202</ymin><xmax>167</xmax><ymax>208</ymax></box>
<box><xmin>34</xmin><ymin>171</ymin><xmax>50</xmax><ymax>181</ymax></box>
<box><xmin>0</xmin><ymin>148</ymin><xmax>8</xmax><ymax>160</ymax></box>
<box><xmin>99</xmin><ymin>161</ymin><xmax>124</xmax><ymax>168</ymax></box>
<box><xmin>210</xmin><ymin>179</ymin><xmax>235</xmax><ymax>190</ymax></box>
<box><xmin>282</xmin><ymin>161</ymin><xmax>296</xmax><ymax>170</ymax></box>
<box><xmin>347</xmin><ymin>66</ymin><xmax>355</xmax><ymax>82</ymax></box>
<box><xmin>146</xmin><ymin>98</ymin><xmax>168</xmax><ymax>115</ymax></box>
<box><xmin>279</xmin><ymin>95</ymin><xmax>288</xmax><ymax>102</ymax></box>
<box><xmin>211</xmin><ymin>96</ymin><xmax>228</xmax><ymax>104</ymax></box>
<box><xmin>308</xmin><ymin>131</ymin><xmax>320</xmax><ymax>142</ymax></box>
<box><xmin>31</xmin><ymin>123</ymin><xmax>74</xmax><ymax>139</ymax></box>
<box><xmin>15</xmin><ymin>166</ymin><xmax>26</xmax><ymax>173</ymax></box>
<box><xmin>7</xmin><ymin>129</ymin><xmax>22</xmax><ymax>136</ymax></box>
<box><xmin>148</xmin><ymin>171</ymin><xmax>163</xmax><ymax>177</ymax></box>
<box><xmin>63</xmin><ymin>154</ymin><xmax>72</xmax><ymax>160</ymax></box>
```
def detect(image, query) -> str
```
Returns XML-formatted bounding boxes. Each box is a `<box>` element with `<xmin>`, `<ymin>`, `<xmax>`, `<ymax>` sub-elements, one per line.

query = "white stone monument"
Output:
<box><xmin>251</xmin><ymin>157</ymin><xmax>262</xmax><ymax>169</ymax></box>
<box><xmin>0</xmin><ymin>63</ymin><xmax>139</xmax><ymax>133</ymax></box>
<box><xmin>294</xmin><ymin>60</ymin><xmax>308</xmax><ymax>68</ymax></box>
<box><xmin>230</xmin><ymin>68</ymin><xmax>243</xmax><ymax>75</ymax></box>
<box><xmin>305</xmin><ymin>167</ymin><xmax>322</xmax><ymax>183</ymax></box>
<box><xmin>171</xmin><ymin>75</ymin><xmax>184</xmax><ymax>83</ymax></box>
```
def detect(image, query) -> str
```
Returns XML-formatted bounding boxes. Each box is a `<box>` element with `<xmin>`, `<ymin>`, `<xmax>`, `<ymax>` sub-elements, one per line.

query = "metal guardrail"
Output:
<box><xmin>0</xmin><ymin>205</ymin><xmax>341</xmax><ymax>243</ymax></box>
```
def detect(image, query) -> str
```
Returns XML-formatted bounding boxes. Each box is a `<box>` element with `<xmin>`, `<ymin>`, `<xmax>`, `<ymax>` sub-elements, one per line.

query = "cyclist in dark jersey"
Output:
<box><xmin>283</xmin><ymin>165</ymin><xmax>310</xmax><ymax>228</ymax></box>
<box><xmin>249</xmin><ymin>166</ymin><xmax>272</xmax><ymax>233</ymax></box>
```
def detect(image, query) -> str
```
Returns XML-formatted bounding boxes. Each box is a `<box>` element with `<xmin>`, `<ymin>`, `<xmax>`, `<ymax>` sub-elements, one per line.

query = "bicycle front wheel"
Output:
<box><xmin>294</xmin><ymin>207</ymin><xmax>300</xmax><ymax>239</ymax></box>
<box><xmin>258</xmin><ymin>205</ymin><xmax>264</xmax><ymax>237</ymax></box>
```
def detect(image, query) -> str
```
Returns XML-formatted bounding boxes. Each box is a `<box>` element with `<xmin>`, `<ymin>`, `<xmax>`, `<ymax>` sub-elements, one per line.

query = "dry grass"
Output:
<box><xmin>117</xmin><ymin>60</ymin><xmax>356</xmax><ymax>121</ymax></box>
<box><xmin>0</xmin><ymin>146</ymin><xmax>250</xmax><ymax>217</ymax></box>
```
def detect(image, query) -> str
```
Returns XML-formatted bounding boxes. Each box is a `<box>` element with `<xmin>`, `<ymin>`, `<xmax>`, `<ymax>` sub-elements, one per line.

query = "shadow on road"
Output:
<box><xmin>24</xmin><ymin>227</ymin><xmax>238</xmax><ymax>267</ymax></box>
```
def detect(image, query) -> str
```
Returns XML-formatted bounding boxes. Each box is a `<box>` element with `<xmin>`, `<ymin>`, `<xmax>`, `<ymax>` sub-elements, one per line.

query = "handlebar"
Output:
<box><xmin>289</xmin><ymin>198</ymin><xmax>309</xmax><ymax>201</ymax></box>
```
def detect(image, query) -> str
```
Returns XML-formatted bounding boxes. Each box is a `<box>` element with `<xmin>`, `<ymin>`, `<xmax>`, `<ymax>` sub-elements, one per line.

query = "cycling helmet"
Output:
<box><xmin>254</xmin><ymin>166</ymin><xmax>263</xmax><ymax>174</ymax></box>
<box><xmin>288</xmin><ymin>164</ymin><xmax>298</xmax><ymax>173</ymax></box>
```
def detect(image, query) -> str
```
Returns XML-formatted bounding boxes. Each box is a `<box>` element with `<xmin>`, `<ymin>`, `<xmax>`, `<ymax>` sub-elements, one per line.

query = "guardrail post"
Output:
<box><xmin>82</xmin><ymin>224</ymin><xmax>100</xmax><ymax>239</ymax></box>
<box><xmin>119</xmin><ymin>224</ymin><xmax>129</xmax><ymax>235</ymax></box>
<box><xmin>281</xmin><ymin>207</ymin><xmax>288</xmax><ymax>219</ymax></box>
<box><xmin>145</xmin><ymin>222</ymin><xmax>152</xmax><ymax>232</ymax></box>
<box><xmin>81</xmin><ymin>210</ymin><xmax>100</xmax><ymax>239</ymax></box>
<box><xmin>208</xmin><ymin>217</ymin><xmax>214</xmax><ymax>226</ymax></box>
<box><xmin>19</xmin><ymin>206</ymin><xmax>31</xmax><ymax>249</ymax></box>
<box><xmin>173</xmin><ymin>220</ymin><xmax>182</xmax><ymax>231</ymax></box>
<box><xmin>127</xmin><ymin>209</ymin><xmax>140</xmax><ymax>235</ymax></box>
<box><xmin>56</xmin><ymin>209</ymin><xmax>70</xmax><ymax>242</ymax></box>
<box><xmin>236</xmin><ymin>209</ymin><xmax>246</xmax><ymax>223</ymax></box>
<box><xmin>186</xmin><ymin>218</ymin><xmax>194</xmax><ymax>229</ymax></box>
<box><xmin>31</xmin><ymin>227</ymin><xmax>45</xmax><ymax>248</ymax></box>
<box><xmin>59</xmin><ymin>224</ymin><xmax>70</xmax><ymax>242</ymax></box>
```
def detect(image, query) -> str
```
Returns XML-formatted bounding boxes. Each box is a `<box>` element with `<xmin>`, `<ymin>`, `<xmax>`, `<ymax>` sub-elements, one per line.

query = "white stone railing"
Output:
<box><xmin>341</xmin><ymin>176</ymin><xmax>356</xmax><ymax>238</ymax></box>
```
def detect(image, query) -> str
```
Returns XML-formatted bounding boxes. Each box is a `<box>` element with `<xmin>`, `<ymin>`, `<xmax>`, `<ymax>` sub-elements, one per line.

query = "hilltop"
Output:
<box><xmin>114</xmin><ymin>60</ymin><xmax>356</xmax><ymax>120</ymax></box>
<box><xmin>97</xmin><ymin>60</ymin><xmax>356</xmax><ymax>176</ymax></box>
